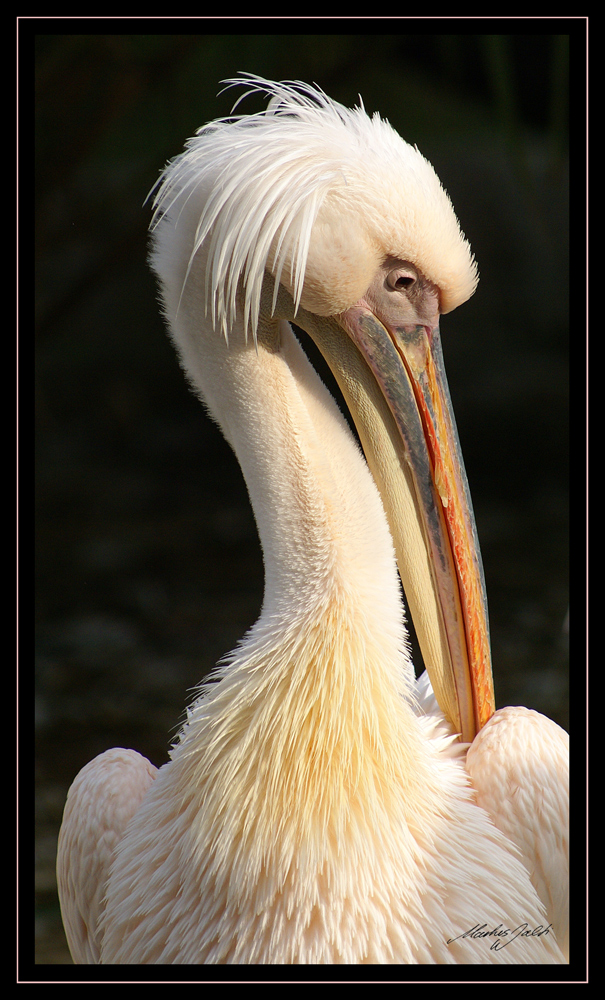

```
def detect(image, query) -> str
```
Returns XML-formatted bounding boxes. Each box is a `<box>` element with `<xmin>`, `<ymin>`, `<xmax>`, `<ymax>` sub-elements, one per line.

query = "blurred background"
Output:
<box><xmin>34</xmin><ymin>32</ymin><xmax>569</xmax><ymax>963</ymax></box>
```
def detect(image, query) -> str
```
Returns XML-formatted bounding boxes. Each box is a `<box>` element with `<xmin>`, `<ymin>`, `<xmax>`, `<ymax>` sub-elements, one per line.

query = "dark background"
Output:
<box><xmin>34</xmin><ymin>30</ymin><xmax>570</xmax><ymax>964</ymax></box>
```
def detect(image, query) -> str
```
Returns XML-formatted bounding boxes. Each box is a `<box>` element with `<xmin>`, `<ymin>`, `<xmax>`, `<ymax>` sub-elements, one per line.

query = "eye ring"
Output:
<box><xmin>387</xmin><ymin>267</ymin><xmax>417</xmax><ymax>291</ymax></box>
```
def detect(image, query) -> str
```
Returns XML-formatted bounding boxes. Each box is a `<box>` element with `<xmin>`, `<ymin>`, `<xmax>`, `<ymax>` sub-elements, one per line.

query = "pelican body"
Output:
<box><xmin>57</xmin><ymin>76</ymin><xmax>569</xmax><ymax>964</ymax></box>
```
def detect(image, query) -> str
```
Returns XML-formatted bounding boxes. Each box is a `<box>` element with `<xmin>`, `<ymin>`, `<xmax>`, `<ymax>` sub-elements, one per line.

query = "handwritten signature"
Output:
<box><xmin>448</xmin><ymin>922</ymin><xmax>554</xmax><ymax>952</ymax></box>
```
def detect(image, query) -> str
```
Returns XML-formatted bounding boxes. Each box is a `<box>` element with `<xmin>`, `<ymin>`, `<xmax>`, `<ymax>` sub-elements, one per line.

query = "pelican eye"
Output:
<box><xmin>387</xmin><ymin>268</ymin><xmax>417</xmax><ymax>291</ymax></box>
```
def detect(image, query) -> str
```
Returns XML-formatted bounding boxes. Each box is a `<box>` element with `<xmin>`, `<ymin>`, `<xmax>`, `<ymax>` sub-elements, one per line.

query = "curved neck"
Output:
<box><xmin>186</xmin><ymin>311</ymin><xmax>405</xmax><ymax>635</ymax></box>
<box><xmin>151</xmin><ymin>212</ymin><xmax>413</xmax><ymax>697</ymax></box>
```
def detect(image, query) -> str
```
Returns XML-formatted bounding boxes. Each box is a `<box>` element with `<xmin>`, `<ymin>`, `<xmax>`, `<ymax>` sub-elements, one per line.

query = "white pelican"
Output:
<box><xmin>56</xmin><ymin>75</ymin><xmax>569</xmax><ymax>965</ymax></box>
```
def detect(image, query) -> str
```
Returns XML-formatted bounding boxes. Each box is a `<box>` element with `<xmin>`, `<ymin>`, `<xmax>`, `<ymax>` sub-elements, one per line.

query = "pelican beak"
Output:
<box><xmin>298</xmin><ymin>298</ymin><xmax>495</xmax><ymax>743</ymax></box>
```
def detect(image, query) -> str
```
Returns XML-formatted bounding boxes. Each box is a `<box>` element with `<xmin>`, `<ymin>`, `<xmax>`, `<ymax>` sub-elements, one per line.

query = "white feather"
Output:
<box><xmin>149</xmin><ymin>74</ymin><xmax>478</xmax><ymax>344</ymax></box>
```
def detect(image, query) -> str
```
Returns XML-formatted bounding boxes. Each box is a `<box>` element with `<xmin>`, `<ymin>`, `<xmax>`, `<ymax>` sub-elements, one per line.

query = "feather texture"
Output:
<box><xmin>149</xmin><ymin>74</ymin><xmax>478</xmax><ymax>344</ymax></box>
<box><xmin>57</xmin><ymin>75</ymin><xmax>567</xmax><ymax>966</ymax></box>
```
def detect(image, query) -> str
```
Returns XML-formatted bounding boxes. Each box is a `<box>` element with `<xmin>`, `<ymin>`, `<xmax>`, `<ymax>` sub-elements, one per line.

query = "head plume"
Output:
<box><xmin>150</xmin><ymin>73</ymin><xmax>478</xmax><ymax>342</ymax></box>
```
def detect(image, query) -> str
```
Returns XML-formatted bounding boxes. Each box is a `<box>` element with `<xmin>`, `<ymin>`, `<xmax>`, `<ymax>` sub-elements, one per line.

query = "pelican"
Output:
<box><xmin>56</xmin><ymin>75</ymin><xmax>569</xmax><ymax>965</ymax></box>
